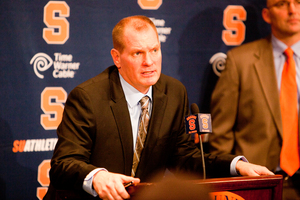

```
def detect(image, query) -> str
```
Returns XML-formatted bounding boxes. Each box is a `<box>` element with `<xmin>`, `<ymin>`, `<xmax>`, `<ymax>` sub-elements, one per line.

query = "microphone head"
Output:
<box><xmin>191</xmin><ymin>103</ymin><xmax>200</xmax><ymax>115</ymax></box>
<box><xmin>185</xmin><ymin>103</ymin><xmax>212</xmax><ymax>135</ymax></box>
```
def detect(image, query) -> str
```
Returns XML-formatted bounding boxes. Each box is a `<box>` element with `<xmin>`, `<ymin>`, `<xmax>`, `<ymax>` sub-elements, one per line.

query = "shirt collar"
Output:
<box><xmin>119</xmin><ymin>73</ymin><xmax>152</xmax><ymax>108</ymax></box>
<box><xmin>272</xmin><ymin>34</ymin><xmax>300</xmax><ymax>58</ymax></box>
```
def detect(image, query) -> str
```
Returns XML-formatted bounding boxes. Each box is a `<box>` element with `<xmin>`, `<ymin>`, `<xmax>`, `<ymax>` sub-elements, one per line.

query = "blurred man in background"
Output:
<box><xmin>209</xmin><ymin>0</ymin><xmax>300</xmax><ymax>199</ymax></box>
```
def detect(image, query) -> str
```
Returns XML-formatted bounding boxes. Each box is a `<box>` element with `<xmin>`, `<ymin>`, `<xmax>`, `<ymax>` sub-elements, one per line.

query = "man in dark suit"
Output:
<box><xmin>44</xmin><ymin>15</ymin><xmax>273</xmax><ymax>200</ymax></box>
<box><xmin>209</xmin><ymin>0</ymin><xmax>300</xmax><ymax>199</ymax></box>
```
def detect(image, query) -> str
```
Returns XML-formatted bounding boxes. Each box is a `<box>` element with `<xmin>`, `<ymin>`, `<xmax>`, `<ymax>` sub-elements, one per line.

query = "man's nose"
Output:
<box><xmin>143</xmin><ymin>53</ymin><xmax>153</xmax><ymax>66</ymax></box>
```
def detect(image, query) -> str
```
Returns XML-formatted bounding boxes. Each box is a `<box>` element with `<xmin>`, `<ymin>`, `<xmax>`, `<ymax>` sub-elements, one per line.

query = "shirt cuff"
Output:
<box><xmin>230</xmin><ymin>156</ymin><xmax>248</xmax><ymax>176</ymax></box>
<box><xmin>82</xmin><ymin>168</ymin><xmax>108</xmax><ymax>197</ymax></box>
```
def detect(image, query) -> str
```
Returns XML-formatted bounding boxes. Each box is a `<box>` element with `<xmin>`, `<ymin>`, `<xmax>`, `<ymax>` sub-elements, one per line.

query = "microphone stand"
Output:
<box><xmin>198</xmin><ymin>134</ymin><xmax>206</xmax><ymax>180</ymax></box>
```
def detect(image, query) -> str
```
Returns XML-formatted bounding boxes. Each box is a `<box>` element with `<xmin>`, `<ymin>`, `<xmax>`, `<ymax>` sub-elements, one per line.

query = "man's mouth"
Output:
<box><xmin>142</xmin><ymin>71</ymin><xmax>154</xmax><ymax>75</ymax></box>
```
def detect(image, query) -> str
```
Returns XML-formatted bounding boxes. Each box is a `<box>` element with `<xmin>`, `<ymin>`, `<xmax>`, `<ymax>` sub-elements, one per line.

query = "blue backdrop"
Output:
<box><xmin>0</xmin><ymin>0</ymin><xmax>269</xmax><ymax>199</ymax></box>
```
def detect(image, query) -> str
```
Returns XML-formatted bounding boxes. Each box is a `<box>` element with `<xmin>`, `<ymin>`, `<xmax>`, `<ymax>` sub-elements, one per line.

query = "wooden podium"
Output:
<box><xmin>201</xmin><ymin>175</ymin><xmax>283</xmax><ymax>200</ymax></box>
<box><xmin>56</xmin><ymin>175</ymin><xmax>283</xmax><ymax>200</ymax></box>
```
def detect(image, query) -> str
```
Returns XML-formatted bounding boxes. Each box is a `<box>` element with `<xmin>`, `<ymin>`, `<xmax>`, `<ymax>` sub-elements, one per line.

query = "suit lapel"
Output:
<box><xmin>253</xmin><ymin>38</ymin><xmax>283</xmax><ymax>137</ymax></box>
<box><xmin>145</xmin><ymin>80</ymin><xmax>168</xmax><ymax>149</ymax></box>
<box><xmin>135</xmin><ymin>78</ymin><xmax>168</xmax><ymax>176</ymax></box>
<box><xmin>109</xmin><ymin>67</ymin><xmax>134</xmax><ymax>175</ymax></box>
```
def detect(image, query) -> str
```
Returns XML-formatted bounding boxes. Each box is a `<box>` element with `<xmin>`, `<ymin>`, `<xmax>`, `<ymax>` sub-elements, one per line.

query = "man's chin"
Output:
<box><xmin>141</xmin><ymin>76</ymin><xmax>160</xmax><ymax>85</ymax></box>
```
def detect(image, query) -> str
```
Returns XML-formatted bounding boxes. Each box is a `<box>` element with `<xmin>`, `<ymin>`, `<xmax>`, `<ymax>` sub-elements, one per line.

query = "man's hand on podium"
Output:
<box><xmin>92</xmin><ymin>170</ymin><xmax>140</xmax><ymax>200</ymax></box>
<box><xmin>236</xmin><ymin>161</ymin><xmax>275</xmax><ymax>176</ymax></box>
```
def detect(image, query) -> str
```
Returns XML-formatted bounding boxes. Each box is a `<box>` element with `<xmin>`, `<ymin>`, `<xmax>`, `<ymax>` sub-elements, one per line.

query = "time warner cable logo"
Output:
<box><xmin>209</xmin><ymin>52</ymin><xmax>227</xmax><ymax>77</ymax></box>
<box><xmin>30</xmin><ymin>52</ymin><xmax>80</xmax><ymax>79</ymax></box>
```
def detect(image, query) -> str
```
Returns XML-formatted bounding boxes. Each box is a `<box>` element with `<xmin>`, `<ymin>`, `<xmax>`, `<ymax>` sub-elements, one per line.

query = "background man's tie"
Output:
<box><xmin>280</xmin><ymin>47</ymin><xmax>300</xmax><ymax>176</ymax></box>
<box><xmin>131</xmin><ymin>96</ymin><xmax>150</xmax><ymax>177</ymax></box>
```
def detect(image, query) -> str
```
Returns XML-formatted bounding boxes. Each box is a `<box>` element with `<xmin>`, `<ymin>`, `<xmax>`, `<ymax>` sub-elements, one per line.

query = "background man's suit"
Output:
<box><xmin>46</xmin><ymin>65</ymin><xmax>235</xmax><ymax>198</ymax></box>
<box><xmin>209</xmin><ymin>36</ymin><xmax>300</xmax><ymax>172</ymax></box>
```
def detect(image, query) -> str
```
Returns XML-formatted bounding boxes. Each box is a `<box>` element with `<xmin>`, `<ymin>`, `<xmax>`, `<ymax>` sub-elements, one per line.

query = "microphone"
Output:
<box><xmin>185</xmin><ymin>103</ymin><xmax>212</xmax><ymax>179</ymax></box>
<box><xmin>185</xmin><ymin>103</ymin><xmax>212</xmax><ymax>135</ymax></box>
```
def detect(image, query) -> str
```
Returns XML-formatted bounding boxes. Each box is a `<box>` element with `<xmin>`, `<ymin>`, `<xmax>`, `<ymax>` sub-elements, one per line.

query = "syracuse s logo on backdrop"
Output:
<box><xmin>210</xmin><ymin>5</ymin><xmax>247</xmax><ymax>77</ymax></box>
<box><xmin>29</xmin><ymin>1</ymin><xmax>80</xmax><ymax>79</ymax></box>
<box><xmin>43</xmin><ymin>1</ymin><xmax>70</xmax><ymax>44</ymax></box>
<box><xmin>138</xmin><ymin>0</ymin><xmax>162</xmax><ymax>10</ymax></box>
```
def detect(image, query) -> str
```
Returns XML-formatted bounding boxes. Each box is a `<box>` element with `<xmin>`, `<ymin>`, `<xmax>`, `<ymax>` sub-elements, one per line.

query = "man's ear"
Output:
<box><xmin>111</xmin><ymin>48</ymin><xmax>121</xmax><ymax>69</ymax></box>
<box><xmin>262</xmin><ymin>8</ymin><xmax>271</xmax><ymax>24</ymax></box>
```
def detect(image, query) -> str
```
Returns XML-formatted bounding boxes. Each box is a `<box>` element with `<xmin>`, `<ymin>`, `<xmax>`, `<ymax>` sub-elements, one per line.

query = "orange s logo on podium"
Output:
<box><xmin>210</xmin><ymin>191</ymin><xmax>245</xmax><ymax>200</ymax></box>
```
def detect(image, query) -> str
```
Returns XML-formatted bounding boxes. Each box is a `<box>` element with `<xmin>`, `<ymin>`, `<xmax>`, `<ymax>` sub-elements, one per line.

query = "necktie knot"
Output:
<box><xmin>284</xmin><ymin>47</ymin><xmax>294</xmax><ymax>60</ymax></box>
<box><xmin>140</xmin><ymin>96</ymin><xmax>149</xmax><ymax>112</ymax></box>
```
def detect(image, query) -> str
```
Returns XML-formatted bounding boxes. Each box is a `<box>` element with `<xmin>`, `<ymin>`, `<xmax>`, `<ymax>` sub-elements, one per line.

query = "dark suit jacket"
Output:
<box><xmin>45</xmin><ymin>65</ymin><xmax>235</xmax><ymax>198</ymax></box>
<box><xmin>209</xmin><ymin>36</ymin><xmax>300</xmax><ymax>172</ymax></box>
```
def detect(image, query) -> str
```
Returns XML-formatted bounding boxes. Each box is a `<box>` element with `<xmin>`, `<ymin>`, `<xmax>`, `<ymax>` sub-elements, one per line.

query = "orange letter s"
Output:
<box><xmin>222</xmin><ymin>5</ymin><xmax>247</xmax><ymax>46</ymax></box>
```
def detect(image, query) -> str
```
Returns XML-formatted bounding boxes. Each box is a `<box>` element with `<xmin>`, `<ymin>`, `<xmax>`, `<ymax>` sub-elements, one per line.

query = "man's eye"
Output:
<box><xmin>276</xmin><ymin>1</ymin><xmax>287</xmax><ymax>7</ymax></box>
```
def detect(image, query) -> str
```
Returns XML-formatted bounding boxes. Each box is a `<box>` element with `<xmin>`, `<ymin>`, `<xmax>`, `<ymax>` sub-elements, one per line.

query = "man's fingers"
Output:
<box><xmin>254</xmin><ymin>166</ymin><xmax>275</xmax><ymax>176</ymax></box>
<box><xmin>121</xmin><ymin>176</ymin><xmax>140</xmax><ymax>186</ymax></box>
<box><xmin>96</xmin><ymin>180</ymin><xmax>126</xmax><ymax>200</ymax></box>
<box><xmin>110</xmin><ymin>185</ymin><xmax>126</xmax><ymax>200</ymax></box>
<box><xmin>93</xmin><ymin>171</ymin><xmax>140</xmax><ymax>200</ymax></box>
<box><xmin>236</xmin><ymin>161</ymin><xmax>275</xmax><ymax>176</ymax></box>
<box><xmin>114</xmin><ymin>179</ymin><xmax>131</xmax><ymax>199</ymax></box>
<box><xmin>116</xmin><ymin>185</ymin><xmax>130</xmax><ymax>199</ymax></box>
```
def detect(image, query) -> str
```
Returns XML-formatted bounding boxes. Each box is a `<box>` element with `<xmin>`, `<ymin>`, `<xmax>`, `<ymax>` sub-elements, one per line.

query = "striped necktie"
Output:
<box><xmin>131</xmin><ymin>96</ymin><xmax>150</xmax><ymax>177</ymax></box>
